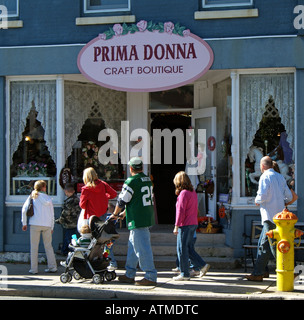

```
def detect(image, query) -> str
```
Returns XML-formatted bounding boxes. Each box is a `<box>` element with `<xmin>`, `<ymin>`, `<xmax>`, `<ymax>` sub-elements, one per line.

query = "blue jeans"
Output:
<box><xmin>125</xmin><ymin>227</ymin><xmax>157</xmax><ymax>282</ymax></box>
<box><xmin>253</xmin><ymin>220</ymin><xmax>276</xmax><ymax>276</ymax></box>
<box><xmin>62</xmin><ymin>228</ymin><xmax>78</xmax><ymax>255</ymax></box>
<box><xmin>107</xmin><ymin>240</ymin><xmax>117</xmax><ymax>268</ymax></box>
<box><xmin>177</xmin><ymin>225</ymin><xmax>207</xmax><ymax>277</ymax></box>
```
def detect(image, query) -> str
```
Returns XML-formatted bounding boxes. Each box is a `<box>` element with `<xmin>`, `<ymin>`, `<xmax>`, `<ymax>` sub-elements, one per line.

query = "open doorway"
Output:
<box><xmin>151</xmin><ymin>113</ymin><xmax>191</xmax><ymax>224</ymax></box>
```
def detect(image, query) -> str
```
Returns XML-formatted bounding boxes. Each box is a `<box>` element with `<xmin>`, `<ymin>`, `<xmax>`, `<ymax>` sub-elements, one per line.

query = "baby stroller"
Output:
<box><xmin>60</xmin><ymin>215</ymin><xmax>119</xmax><ymax>284</ymax></box>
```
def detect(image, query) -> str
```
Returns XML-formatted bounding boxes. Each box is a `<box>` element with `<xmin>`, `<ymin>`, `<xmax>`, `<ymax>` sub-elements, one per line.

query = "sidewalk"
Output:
<box><xmin>1</xmin><ymin>263</ymin><xmax>304</xmax><ymax>300</ymax></box>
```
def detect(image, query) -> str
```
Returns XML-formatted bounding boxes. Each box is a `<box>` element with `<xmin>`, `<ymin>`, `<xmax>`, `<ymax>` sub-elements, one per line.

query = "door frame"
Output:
<box><xmin>191</xmin><ymin>107</ymin><xmax>217</xmax><ymax>218</ymax></box>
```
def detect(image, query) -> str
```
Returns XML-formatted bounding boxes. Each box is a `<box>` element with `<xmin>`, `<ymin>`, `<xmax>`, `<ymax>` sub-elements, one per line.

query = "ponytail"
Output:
<box><xmin>31</xmin><ymin>180</ymin><xmax>46</xmax><ymax>199</ymax></box>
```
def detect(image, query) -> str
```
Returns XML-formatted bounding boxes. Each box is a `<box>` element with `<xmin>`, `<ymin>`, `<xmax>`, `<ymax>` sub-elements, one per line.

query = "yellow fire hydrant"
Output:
<box><xmin>266</xmin><ymin>208</ymin><xmax>304</xmax><ymax>292</ymax></box>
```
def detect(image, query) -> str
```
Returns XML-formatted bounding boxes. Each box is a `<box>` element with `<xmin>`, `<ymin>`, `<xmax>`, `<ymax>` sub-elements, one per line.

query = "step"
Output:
<box><xmin>116</xmin><ymin>228</ymin><xmax>227</xmax><ymax>245</ymax></box>
<box><xmin>113</xmin><ymin>243</ymin><xmax>234</xmax><ymax>257</ymax></box>
<box><xmin>114</xmin><ymin>227</ymin><xmax>233</xmax><ymax>259</ymax></box>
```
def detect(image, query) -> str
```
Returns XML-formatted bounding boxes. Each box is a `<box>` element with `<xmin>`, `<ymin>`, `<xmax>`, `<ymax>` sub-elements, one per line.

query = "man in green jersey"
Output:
<box><xmin>110</xmin><ymin>157</ymin><xmax>157</xmax><ymax>286</ymax></box>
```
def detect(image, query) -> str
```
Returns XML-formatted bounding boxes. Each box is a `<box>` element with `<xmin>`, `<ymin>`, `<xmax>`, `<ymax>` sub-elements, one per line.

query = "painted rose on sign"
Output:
<box><xmin>78</xmin><ymin>21</ymin><xmax>214</xmax><ymax>92</ymax></box>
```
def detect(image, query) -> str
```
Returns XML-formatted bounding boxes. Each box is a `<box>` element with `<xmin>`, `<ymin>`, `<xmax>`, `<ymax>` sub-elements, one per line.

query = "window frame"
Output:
<box><xmin>230</xmin><ymin>68</ymin><xmax>297</xmax><ymax>208</ymax></box>
<box><xmin>202</xmin><ymin>0</ymin><xmax>253</xmax><ymax>9</ymax></box>
<box><xmin>83</xmin><ymin>0</ymin><xmax>131</xmax><ymax>14</ymax></box>
<box><xmin>1</xmin><ymin>0</ymin><xmax>19</xmax><ymax>18</ymax></box>
<box><xmin>5</xmin><ymin>75</ymin><xmax>64</xmax><ymax>205</ymax></box>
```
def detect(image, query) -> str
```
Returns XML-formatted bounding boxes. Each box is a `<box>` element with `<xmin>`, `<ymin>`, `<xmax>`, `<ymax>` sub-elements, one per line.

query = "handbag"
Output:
<box><xmin>77</xmin><ymin>209</ymin><xmax>89</xmax><ymax>233</ymax></box>
<box><xmin>26</xmin><ymin>197</ymin><xmax>34</xmax><ymax>217</ymax></box>
<box><xmin>286</xmin><ymin>188</ymin><xmax>298</xmax><ymax>206</ymax></box>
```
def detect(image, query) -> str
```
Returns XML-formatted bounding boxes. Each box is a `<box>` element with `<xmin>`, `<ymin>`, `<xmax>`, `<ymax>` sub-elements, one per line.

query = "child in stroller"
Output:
<box><xmin>60</xmin><ymin>215</ymin><xmax>119</xmax><ymax>284</ymax></box>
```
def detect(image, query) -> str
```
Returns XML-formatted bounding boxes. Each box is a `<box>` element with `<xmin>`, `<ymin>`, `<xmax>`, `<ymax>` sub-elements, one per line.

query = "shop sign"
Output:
<box><xmin>77</xmin><ymin>21</ymin><xmax>214</xmax><ymax>92</ymax></box>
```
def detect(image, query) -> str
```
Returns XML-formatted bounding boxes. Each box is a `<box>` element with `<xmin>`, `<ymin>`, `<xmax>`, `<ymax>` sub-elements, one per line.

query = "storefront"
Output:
<box><xmin>3</xmin><ymin>68</ymin><xmax>296</xmax><ymax>254</ymax></box>
<box><xmin>0</xmin><ymin>0</ymin><xmax>301</xmax><ymax>257</ymax></box>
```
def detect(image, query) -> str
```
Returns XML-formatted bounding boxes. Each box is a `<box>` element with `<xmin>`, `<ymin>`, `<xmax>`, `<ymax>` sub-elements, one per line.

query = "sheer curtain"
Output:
<box><xmin>64</xmin><ymin>81</ymin><xmax>126</xmax><ymax>159</ymax></box>
<box><xmin>240</xmin><ymin>73</ymin><xmax>294</xmax><ymax>160</ymax></box>
<box><xmin>239</xmin><ymin>73</ymin><xmax>294</xmax><ymax>196</ymax></box>
<box><xmin>10</xmin><ymin>81</ymin><xmax>57</xmax><ymax>164</ymax></box>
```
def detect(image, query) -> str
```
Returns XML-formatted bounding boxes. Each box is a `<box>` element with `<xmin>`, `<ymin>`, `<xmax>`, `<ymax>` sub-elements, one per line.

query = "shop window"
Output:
<box><xmin>150</xmin><ymin>85</ymin><xmax>194</xmax><ymax>110</ymax></box>
<box><xmin>202</xmin><ymin>0</ymin><xmax>252</xmax><ymax>8</ymax></box>
<box><xmin>239</xmin><ymin>74</ymin><xmax>295</xmax><ymax>198</ymax></box>
<box><xmin>9</xmin><ymin>81</ymin><xmax>57</xmax><ymax>196</ymax></box>
<box><xmin>1</xmin><ymin>0</ymin><xmax>18</xmax><ymax>17</ymax></box>
<box><xmin>84</xmin><ymin>0</ymin><xmax>130</xmax><ymax>13</ymax></box>
<box><xmin>64</xmin><ymin>82</ymin><xmax>126</xmax><ymax>191</ymax></box>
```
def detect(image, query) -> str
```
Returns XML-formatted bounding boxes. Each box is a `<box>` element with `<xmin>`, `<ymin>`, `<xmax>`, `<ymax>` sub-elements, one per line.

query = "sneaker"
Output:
<box><xmin>135</xmin><ymin>278</ymin><xmax>157</xmax><ymax>286</ymax></box>
<box><xmin>29</xmin><ymin>270</ymin><xmax>38</xmax><ymax>274</ymax></box>
<box><xmin>190</xmin><ymin>269</ymin><xmax>200</xmax><ymax>277</ymax></box>
<box><xmin>200</xmin><ymin>264</ymin><xmax>210</xmax><ymax>277</ymax></box>
<box><xmin>108</xmin><ymin>265</ymin><xmax>118</xmax><ymax>271</ymax></box>
<box><xmin>44</xmin><ymin>268</ymin><xmax>57</xmax><ymax>273</ymax></box>
<box><xmin>118</xmin><ymin>274</ymin><xmax>135</xmax><ymax>284</ymax></box>
<box><xmin>172</xmin><ymin>267</ymin><xmax>180</xmax><ymax>274</ymax></box>
<box><xmin>172</xmin><ymin>274</ymin><xmax>190</xmax><ymax>281</ymax></box>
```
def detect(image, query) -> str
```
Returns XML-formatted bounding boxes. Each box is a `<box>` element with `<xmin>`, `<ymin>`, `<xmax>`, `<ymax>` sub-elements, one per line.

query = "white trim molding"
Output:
<box><xmin>76</xmin><ymin>15</ymin><xmax>136</xmax><ymax>26</ymax></box>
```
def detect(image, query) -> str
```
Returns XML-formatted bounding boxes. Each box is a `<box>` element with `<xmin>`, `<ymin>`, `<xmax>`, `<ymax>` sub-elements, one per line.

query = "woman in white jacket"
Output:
<box><xmin>21</xmin><ymin>180</ymin><xmax>57</xmax><ymax>274</ymax></box>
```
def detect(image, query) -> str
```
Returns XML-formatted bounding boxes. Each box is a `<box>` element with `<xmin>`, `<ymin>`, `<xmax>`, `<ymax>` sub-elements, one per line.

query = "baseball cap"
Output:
<box><xmin>128</xmin><ymin>157</ymin><xmax>143</xmax><ymax>169</ymax></box>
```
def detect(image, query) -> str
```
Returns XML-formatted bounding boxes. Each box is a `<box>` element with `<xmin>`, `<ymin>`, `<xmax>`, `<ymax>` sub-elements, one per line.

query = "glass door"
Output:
<box><xmin>191</xmin><ymin>107</ymin><xmax>217</xmax><ymax>218</ymax></box>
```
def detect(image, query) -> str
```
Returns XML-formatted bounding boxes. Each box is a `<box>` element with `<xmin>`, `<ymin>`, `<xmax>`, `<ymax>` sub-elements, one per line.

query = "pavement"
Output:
<box><xmin>1</xmin><ymin>262</ymin><xmax>304</xmax><ymax>300</ymax></box>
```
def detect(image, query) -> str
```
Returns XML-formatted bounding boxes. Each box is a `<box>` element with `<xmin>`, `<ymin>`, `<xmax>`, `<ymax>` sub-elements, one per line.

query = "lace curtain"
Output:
<box><xmin>10</xmin><ymin>81</ymin><xmax>57</xmax><ymax>164</ymax></box>
<box><xmin>240</xmin><ymin>73</ymin><xmax>294</xmax><ymax>163</ymax></box>
<box><xmin>64</xmin><ymin>81</ymin><xmax>126</xmax><ymax>159</ymax></box>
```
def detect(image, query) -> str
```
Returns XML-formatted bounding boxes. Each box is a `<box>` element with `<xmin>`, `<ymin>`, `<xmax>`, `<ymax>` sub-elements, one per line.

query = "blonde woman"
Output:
<box><xmin>173</xmin><ymin>171</ymin><xmax>210</xmax><ymax>281</ymax></box>
<box><xmin>21</xmin><ymin>180</ymin><xmax>57</xmax><ymax>274</ymax></box>
<box><xmin>79</xmin><ymin>167</ymin><xmax>117</xmax><ymax>220</ymax></box>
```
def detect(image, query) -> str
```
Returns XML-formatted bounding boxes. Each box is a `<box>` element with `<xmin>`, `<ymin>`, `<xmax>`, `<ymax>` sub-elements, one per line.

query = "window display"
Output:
<box><xmin>63</xmin><ymin>82</ymin><xmax>127</xmax><ymax>192</ymax></box>
<box><xmin>240</xmin><ymin>74</ymin><xmax>295</xmax><ymax>198</ymax></box>
<box><xmin>9</xmin><ymin>80</ymin><xmax>57</xmax><ymax>195</ymax></box>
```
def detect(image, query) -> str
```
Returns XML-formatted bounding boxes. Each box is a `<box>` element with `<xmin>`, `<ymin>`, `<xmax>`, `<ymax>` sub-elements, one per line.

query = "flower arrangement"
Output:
<box><xmin>197</xmin><ymin>216</ymin><xmax>221</xmax><ymax>234</ymax></box>
<box><xmin>17</xmin><ymin>161</ymin><xmax>47</xmax><ymax>177</ymax></box>
<box><xmin>82</xmin><ymin>141</ymin><xmax>99</xmax><ymax>167</ymax></box>
<box><xmin>99</xmin><ymin>20</ymin><xmax>190</xmax><ymax>41</ymax></box>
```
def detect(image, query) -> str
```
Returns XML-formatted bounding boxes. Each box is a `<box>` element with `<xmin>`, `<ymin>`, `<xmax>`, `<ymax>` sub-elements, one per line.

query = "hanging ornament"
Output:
<box><xmin>207</xmin><ymin>136</ymin><xmax>216</xmax><ymax>151</ymax></box>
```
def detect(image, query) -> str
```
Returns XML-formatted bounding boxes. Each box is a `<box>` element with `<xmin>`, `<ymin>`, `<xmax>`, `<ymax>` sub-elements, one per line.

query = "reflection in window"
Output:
<box><xmin>202</xmin><ymin>0</ymin><xmax>252</xmax><ymax>8</ymax></box>
<box><xmin>84</xmin><ymin>0</ymin><xmax>130</xmax><ymax>12</ymax></box>
<box><xmin>150</xmin><ymin>86</ymin><xmax>193</xmax><ymax>110</ymax></box>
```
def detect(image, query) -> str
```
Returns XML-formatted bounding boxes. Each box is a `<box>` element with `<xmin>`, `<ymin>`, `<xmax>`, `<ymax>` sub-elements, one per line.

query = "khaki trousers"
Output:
<box><xmin>30</xmin><ymin>225</ymin><xmax>57</xmax><ymax>273</ymax></box>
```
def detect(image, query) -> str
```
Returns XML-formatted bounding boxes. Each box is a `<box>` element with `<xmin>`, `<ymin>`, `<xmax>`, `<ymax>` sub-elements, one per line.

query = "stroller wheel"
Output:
<box><xmin>60</xmin><ymin>272</ymin><xmax>72</xmax><ymax>284</ymax></box>
<box><xmin>73</xmin><ymin>271</ymin><xmax>82</xmax><ymax>281</ymax></box>
<box><xmin>92</xmin><ymin>273</ymin><xmax>104</xmax><ymax>284</ymax></box>
<box><xmin>111</xmin><ymin>271</ymin><xmax>116</xmax><ymax>280</ymax></box>
<box><xmin>105</xmin><ymin>271</ymin><xmax>114</xmax><ymax>281</ymax></box>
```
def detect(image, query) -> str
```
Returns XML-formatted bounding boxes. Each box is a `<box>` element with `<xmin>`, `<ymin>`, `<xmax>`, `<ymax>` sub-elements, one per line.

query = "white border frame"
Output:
<box><xmin>202</xmin><ymin>0</ymin><xmax>252</xmax><ymax>8</ymax></box>
<box><xmin>3</xmin><ymin>0</ymin><xmax>19</xmax><ymax>18</ymax></box>
<box><xmin>83</xmin><ymin>0</ymin><xmax>130</xmax><ymax>14</ymax></box>
<box><xmin>230</xmin><ymin>67</ymin><xmax>297</xmax><ymax>209</ymax></box>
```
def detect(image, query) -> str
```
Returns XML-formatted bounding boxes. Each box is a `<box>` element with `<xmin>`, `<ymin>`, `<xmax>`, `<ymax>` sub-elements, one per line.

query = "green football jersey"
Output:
<box><xmin>119</xmin><ymin>172</ymin><xmax>155</xmax><ymax>230</ymax></box>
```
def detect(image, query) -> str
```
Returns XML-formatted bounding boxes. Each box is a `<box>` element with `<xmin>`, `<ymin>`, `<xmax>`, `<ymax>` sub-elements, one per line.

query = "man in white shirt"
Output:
<box><xmin>246</xmin><ymin>156</ymin><xmax>293</xmax><ymax>281</ymax></box>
